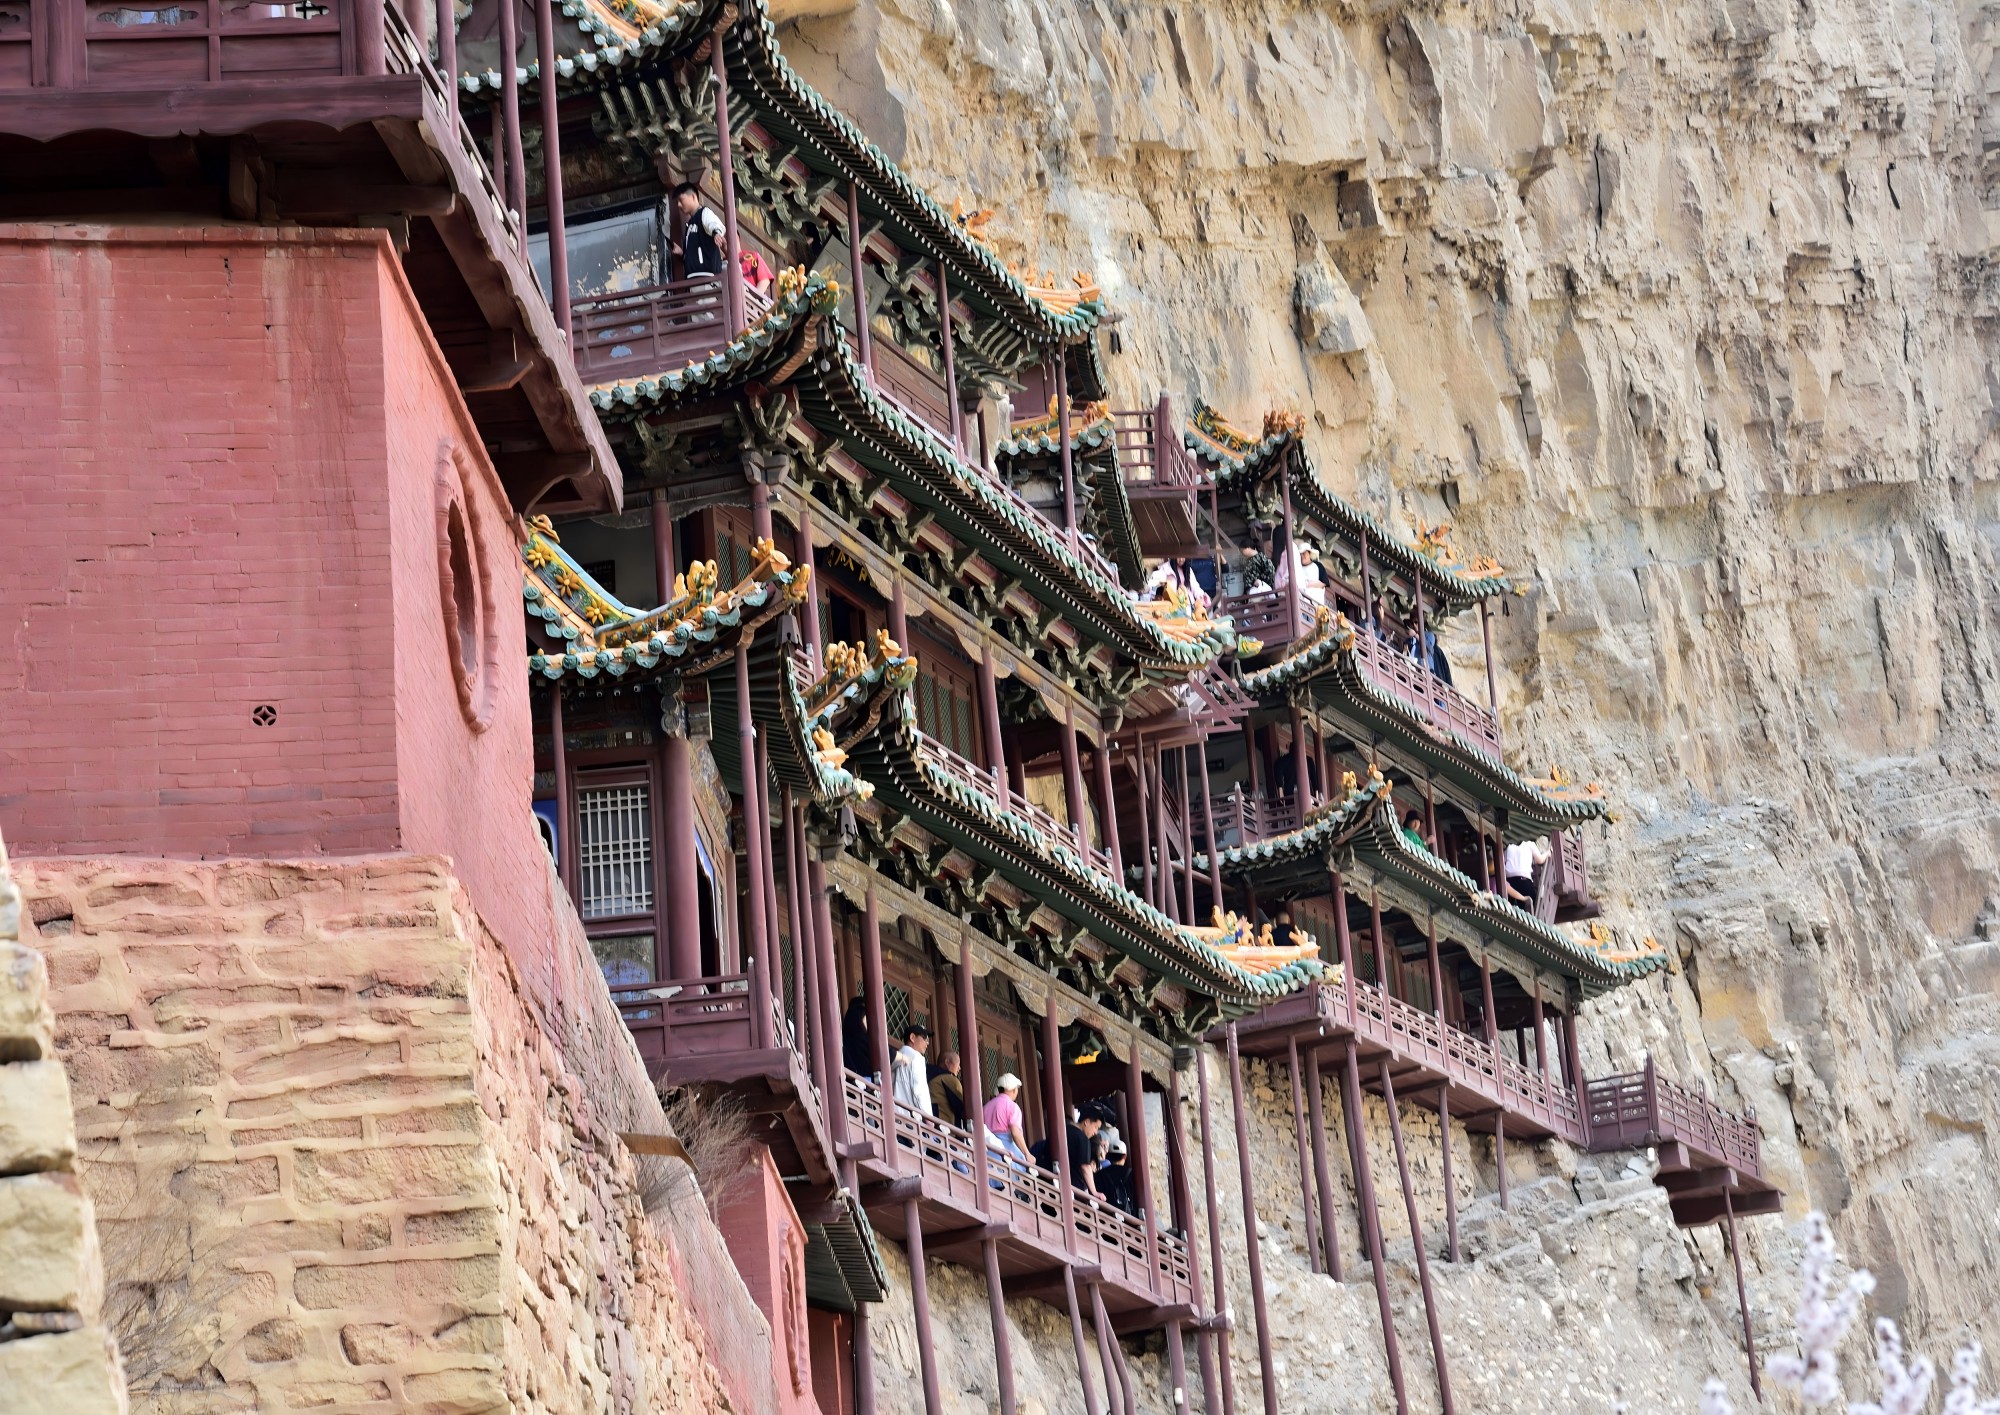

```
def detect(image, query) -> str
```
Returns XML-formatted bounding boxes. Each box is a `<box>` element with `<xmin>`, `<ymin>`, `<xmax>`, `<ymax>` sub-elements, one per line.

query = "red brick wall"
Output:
<box><xmin>0</xmin><ymin>225</ymin><xmax>557</xmax><ymax>984</ymax></box>
<box><xmin>716</xmin><ymin>1147</ymin><xmax>823</xmax><ymax>1415</ymax></box>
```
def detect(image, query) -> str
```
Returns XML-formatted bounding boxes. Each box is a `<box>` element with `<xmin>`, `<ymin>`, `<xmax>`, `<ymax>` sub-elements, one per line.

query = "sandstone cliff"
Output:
<box><xmin>776</xmin><ymin>0</ymin><xmax>2000</xmax><ymax>1408</ymax></box>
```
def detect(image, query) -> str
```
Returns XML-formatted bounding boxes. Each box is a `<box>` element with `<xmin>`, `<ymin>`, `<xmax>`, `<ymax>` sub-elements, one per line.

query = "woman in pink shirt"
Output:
<box><xmin>983</xmin><ymin>1073</ymin><xmax>1032</xmax><ymax>1165</ymax></box>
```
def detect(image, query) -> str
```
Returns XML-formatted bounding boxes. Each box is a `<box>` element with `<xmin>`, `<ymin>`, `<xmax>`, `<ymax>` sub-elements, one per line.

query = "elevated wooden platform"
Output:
<box><xmin>1585</xmin><ymin>1061</ymin><xmax>1781</xmax><ymax>1226</ymax></box>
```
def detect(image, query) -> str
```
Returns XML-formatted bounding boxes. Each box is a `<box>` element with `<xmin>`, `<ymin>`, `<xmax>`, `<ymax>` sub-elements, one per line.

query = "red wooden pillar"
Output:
<box><xmin>863</xmin><ymin>890</ymin><xmax>893</xmax><ymax>1128</ymax></box>
<box><xmin>549</xmin><ymin>688</ymin><xmax>575</xmax><ymax>905</ymax></box>
<box><xmin>435</xmin><ymin>0</ymin><xmax>457</xmax><ymax>116</ymax></box>
<box><xmin>1480</xmin><ymin>599</ymin><xmax>1500</xmax><ymax>716</ymax></box>
<box><xmin>1287</xmin><ymin>1034</ymin><xmax>1322</xmax><ymax>1274</ymax></box>
<box><xmin>1061</xmin><ymin>706</ymin><xmax>1091</xmax><ymax>853</ymax></box>
<box><xmin>1043</xmin><ymin>1007</ymin><xmax>1102</xmax><ymax>1415</ymax></box>
<box><xmin>533</xmin><ymin>0</ymin><xmax>569</xmax><ymax>332</ymax></box>
<box><xmin>497</xmin><ymin>0</ymin><xmax>526</xmax><ymax>242</ymax></box>
<box><xmin>1339</xmin><ymin>1043</ymin><xmax>1407</xmax><ymax>1415</ymax></box>
<box><xmin>1370</xmin><ymin>888</ymin><xmax>1391</xmax><ymax>999</ymax></box>
<box><xmin>1225</xmin><ymin>1026</ymin><xmax>1280</xmax><ymax>1415</ymax></box>
<box><xmin>1725</xmin><ymin>1192</ymin><xmax>1763</xmax><ymax>1400</ymax></box>
<box><xmin>1288</xmin><ymin>702</ymin><xmax>1309</xmax><ymax>808</ymax></box>
<box><xmin>846</xmin><ymin>183</ymin><xmax>873</xmax><ymax>371</ymax></box>
<box><xmin>1056</xmin><ymin>350</ymin><xmax>1077</xmax><ymax>539</ymax></box>
<box><xmin>937</xmin><ymin>262</ymin><xmax>962</xmax><ymax>453</ymax></box>
<box><xmin>710</xmin><ymin>27</ymin><xmax>746</xmax><ymax>336</ymax></box>
<box><xmin>1304</xmin><ymin>1047</ymin><xmax>1342</xmax><ymax>1279</ymax></box>
<box><xmin>1195</xmin><ymin>1055</ymin><xmax>1238</xmax><ymax>1415</ymax></box>
<box><xmin>1532</xmin><ymin>976</ymin><xmax>1549</xmax><ymax>1080</ymax></box>
<box><xmin>1195</xmin><ymin>731</ymin><xmax>1223</xmax><ymax>907</ymax></box>
<box><xmin>1175</xmin><ymin>746</ymin><xmax>1198</xmax><ymax>923</ymax></box>
<box><xmin>1333</xmin><ymin>870</ymin><xmax>1356</xmax><ymax>1023</ymax></box>
<box><xmin>1381</xmin><ymin>1062</ymin><xmax>1455</xmax><ymax>1415</ymax></box>
<box><xmin>735</xmin><ymin>643</ymin><xmax>771</xmax><ymax>1048</ymax></box>
<box><xmin>904</xmin><ymin>1192</ymin><xmax>943</xmax><ymax>1415</ymax></box>
<box><xmin>657</xmin><ymin>497</ymin><xmax>701</xmax><ymax>981</ymax></box>
<box><xmin>1126</xmin><ymin>1045</ymin><xmax>1161</xmax><ymax>1298</ymax></box>
<box><xmin>1425</xmin><ymin>915</ymin><xmax>1444</xmax><ymax>1018</ymax></box>
<box><xmin>957</xmin><ymin>939</ymin><xmax>1016</xmax><ymax>1415</ymax></box>
<box><xmin>1094</xmin><ymin>740</ymin><xmax>1124</xmax><ymax>879</ymax></box>
<box><xmin>1279</xmin><ymin>458</ymin><xmax>1303</xmax><ymax>641</ymax></box>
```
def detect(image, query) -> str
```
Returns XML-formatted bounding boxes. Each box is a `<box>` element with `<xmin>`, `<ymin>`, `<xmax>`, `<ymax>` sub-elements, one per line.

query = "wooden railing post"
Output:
<box><xmin>1642</xmin><ymin>1054</ymin><xmax>1659</xmax><ymax>1145</ymax></box>
<box><xmin>355</xmin><ymin>0</ymin><xmax>387</xmax><ymax>74</ymax></box>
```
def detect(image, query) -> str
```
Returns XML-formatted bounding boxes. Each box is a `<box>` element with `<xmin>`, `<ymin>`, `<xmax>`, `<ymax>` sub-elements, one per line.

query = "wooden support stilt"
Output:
<box><xmin>1090</xmin><ymin>1281</ymin><xmax>1135</xmax><ymax>1415</ymax></box>
<box><xmin>1495</xmin><ymin>1111</ymin><xmax>1509</xmax><ymax>1210</ymax></box>
<box><xmin>1172</xmin><ymin>1068</ymin><xmax>1225</xmax><ymax>1415</ymax></box>
<box><xmin>1340</xmin><ymin>1043</ymin><xmax>1408</xmax><ymax>1415</ymax></box>
<box><xmin>904</xmin><ymin>1199</ymin><xmax>943</xmax><ymax>1415</ymax></box>
<box><xmin>1165</xmin><ymin>1321</ymin><xmax>1191</xmax><ymax>1413</ymax></box>
<box><xmin>1063</xmin><ymin>1266</ymin><xmax>1104</xmax><ymax>1415</ymax></box>
<box><xmin>853</xmin><ymin>1301</ymin><xmax>877</xmax><ymax>1415</ymax></box>
<box><xmin>1381</xmin><ymin>1062</ymin><xmax>1454</xmax><ymax>1415</ymax></box>
<box><xmin>1196</xmin><ymin>1055</ymin><xmax>1238</xmax><ymax>1415</ymax></box>
<box><xmin>1226</xmin><ymin>1025</ymin><xmax>1280</xmax><ymax>1415</ymax></box>
<box><xmin>1725</xmin><ymin>1192</ymin><xmax>1763</xmax><ymax>1401</ymax></box>
<box><xmin>982</xmin><ymin>1240</ymin><xmax>1017</xmax><ymax>1415</ymax></box>
<box><xmin>1438</xmin><ymin>1086</ymin><xmax>1459</xmax><ymax>1263</ymax></box>
<box><xmin>1287</xmin><ymin>1035</ymin><xmax>1322</xmax><ymax>1273</ymax></box>
<box><xmin>1305</xmin><ymin>1047</ymin><xmax>1343</xmax><ymax>1280</ymax></box>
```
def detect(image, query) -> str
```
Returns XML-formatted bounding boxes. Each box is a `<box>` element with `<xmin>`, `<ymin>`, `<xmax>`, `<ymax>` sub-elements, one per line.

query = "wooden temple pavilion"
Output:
<box><xmin>0</xmin><ymin>1</ymin><xmax>1781</xmax><ymax>1409</ymax></box>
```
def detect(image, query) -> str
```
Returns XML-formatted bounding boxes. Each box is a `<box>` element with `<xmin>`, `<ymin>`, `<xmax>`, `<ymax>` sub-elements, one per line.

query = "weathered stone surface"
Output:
<box><xmin>0</xmin><ymin>1172</ymin><xmax>100</xmax><ymax>1318</ymax></box>
<box><xmin>21</xmin><ymin>854</ymin><xmax>766</xmax><ymax>1415</ymax></box>
<box><xmin>0</xmin><ymin>1327</ymin><xmax>130</xmax><ymax>1415</ymax></box>
<box><xmin>0</xmin><ymin>940</ymin><xmax>53</xmax><ymax>1064</ymax></box>
<box><xmin>0</xmin><ymin>1059</ymin><xmax>75</xmax><ymax>1175</ymax></box>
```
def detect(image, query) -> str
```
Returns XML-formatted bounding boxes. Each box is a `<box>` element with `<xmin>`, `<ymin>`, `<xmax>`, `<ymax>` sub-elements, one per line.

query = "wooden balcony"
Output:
<box><xmin>1348</xmin><ymin>627</ymin><xmax>1502</xmax><ymax>756</ymax></box>
<box><xmin>612</xmin><ymin>972</ymin><xmax>836</xmax><ymax>1183</ymax></box>
<box><xmin>915</xmin><ymin>730</ymin><xmax>1117</xmax><ymax>879</ymax></box>
<box><xmin>1584</xmin><ymin>1059</ymin><xmax>1779</xmax><ymax>1226</ymax></box>
<box><xmin>1112</xmin><ymin>398</ymin><xmax>1205</xmax><ymax>558</ymax></box>
<box><xmin>1214</xmin><ymin>586</ymin><xmax>1310</xmax><ymax>655</ymax></box>
<box><xmin>1232</xmin><ymin>977</ymin><xmax>1586</xmax><ymax>1144</ymax></box>
<box><xmin>840</xmin><ymin>1072</ymin><xmax>1196</xmax><ymax>1323</ymax></box>
<box><xmin>570</xmin><ymin>277</ymin><xmax>772</xmax><ymax>385</ymax></box>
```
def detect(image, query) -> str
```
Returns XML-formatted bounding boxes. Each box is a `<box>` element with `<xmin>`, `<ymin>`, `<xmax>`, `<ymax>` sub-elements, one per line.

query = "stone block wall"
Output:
<box><xmin>0</xmin><ymin>832</ymin><xmax>129</xmax><ymax>1414</ymax></box>
<box><xmin>15</xmin><ymin>852</ymin><xmax>784</xmax><ymax>1415</ymax></box>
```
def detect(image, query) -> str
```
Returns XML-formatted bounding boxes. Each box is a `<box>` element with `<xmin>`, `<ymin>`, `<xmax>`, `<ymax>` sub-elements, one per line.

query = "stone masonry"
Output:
<box><xmin>14</xmin><ymin>852</ymin><xmax>779</xmax><ymax>1415</ymax></box>
<box><xmin>0</xmin><ymin>830</ymin><xmax>129</xmax><ymax>1415</ymax></box>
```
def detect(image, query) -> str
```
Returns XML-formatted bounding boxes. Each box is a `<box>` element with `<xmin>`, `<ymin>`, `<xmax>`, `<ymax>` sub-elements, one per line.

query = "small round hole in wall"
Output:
<box><xmin>251</xmin><ymin>704</ymin><xmax>278</xmax><ymax>726</ymax></box>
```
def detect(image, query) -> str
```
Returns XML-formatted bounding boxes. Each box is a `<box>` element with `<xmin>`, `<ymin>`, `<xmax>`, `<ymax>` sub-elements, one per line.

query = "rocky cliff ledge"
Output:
<box><xmin>778</xmin><ymin>0</ymin><xmax>2000</xmax><ymax>1405</ymax></box>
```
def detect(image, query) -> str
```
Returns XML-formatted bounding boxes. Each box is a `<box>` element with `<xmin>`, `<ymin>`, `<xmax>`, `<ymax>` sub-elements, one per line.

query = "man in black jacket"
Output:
<box><xmin>667</xmin><ymin>182</ymin><xmax>726</xmax><ymax>280</ymax></box>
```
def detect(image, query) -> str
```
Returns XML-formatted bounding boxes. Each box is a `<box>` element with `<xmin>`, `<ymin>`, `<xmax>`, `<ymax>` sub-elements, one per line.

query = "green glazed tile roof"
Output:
<box><xmin>460</xmin><ymin>0</ymin><xmax>720</xmax><ymax>97</ymax></box>
<box><xmin>1186</xmin><ymin>401</ymin><xmax>1514</xmax><ymax>613</ymax></box>
<box><xmin>1198</xmin><ymin>772</ymin><xmax>1661</xmax><ymax>996</ymax></box>
<box><xmin>1240</xmin><ymin>610</ymin><xmax>1609</xmax><ymax>840</ymax></box>
<box><xmin>590</xmin><ymin>272</ymin><xmax>1236</xmax><ymax>678</ymax></box>
<box><xmin>522</xmin><ymin>518</ymin><xmax>806</xmax><ymax>683</ymax></box>
<box><xmin>994</xmin><ymin>410</ymin><xmax>1143</xmax><ymax>589</ymax></box>
<box><xmin>849</xmin><ymin>694</ymin><xmax>1325</xmax><ymax>1015</ymax></box>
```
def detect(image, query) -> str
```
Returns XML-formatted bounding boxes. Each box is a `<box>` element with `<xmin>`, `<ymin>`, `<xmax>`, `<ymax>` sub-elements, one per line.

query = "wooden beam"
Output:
<box><xmin>0</xmin><ymin>74</ymin><xmax>424</xmax><ymax>144</ymax></box>
<box><xmin>618</xmin><ymin>1131</ymin><xmax>691</xmax><ymax>1163</ymax></box>
<box><xmin>275</xmin><ymin>173</ymin><xmax>457</xmax><ymax>218</ymax></box>
<box><xmin>857</xmin><ymin>1175</ymin><xmax>924</xmax><ymax>1209</ymax></box>
<box><xmin>0</xmin><ymin>187</ymin><xmax>219</xmax><ymax>220</ymax></box>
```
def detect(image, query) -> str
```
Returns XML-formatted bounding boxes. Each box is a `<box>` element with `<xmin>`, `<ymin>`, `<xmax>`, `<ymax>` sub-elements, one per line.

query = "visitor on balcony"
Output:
<box><xmin>1272</xmin><ymin>538</ymin><xmax>1325</xmax><ymax>608</ymax></box>
<box><xmin>1270</xmin><ymin>742</ymin><xmax>1319</xmax><ymax>801</ymax></box>
<box><xmin>739</xmin><ymin>248</ymin><xmax>774</xmax><ymax>300</ymax></box>
<box><xmin>1031</xmin><ymin>1102</ymin><xmax>1104</xmax><ymax>1200</ymax></box>
<box><xmin>668</xmin><ymin>183</ymin><xmax>727</xmax><ymax>282</ymax></box>
<box><xmin>1503</xmin><ymin>838</ymin><xmax>1549</xmax><ymax>906</ymax></box>
<box><xmin>928</xmin><ymin>1050</ymin><xmax>968</xmax><ymax>1127</ymax></box>
<box><xmin>1407</xmin><ymin>612</ymin><xmax>1454</xmax><ymax>686</ymax></box>
<box><xmin>1401</xmin><ymin>809</ymin><xmax>1431</xmax><ymax>852</ymax></box>
<box><xmin>1099</xmin><ymin>1140</ymin><xmax>1140</xmax><ymax>1217</ymax></box>
<box><xmin>892</xmin><ymin>1024</ymin><xmax>935</xmax><ymax>1119</ymax></box>
<box><xmin>1271</xmin><ymin>907</ymin><xmax>1297</xmax><ymax>948</ymax></box>
<box><xmin>983</xmin><ymin>1074</ymin><xmax>1033</xmax><ymax>1167</ymax></box>
<box><xmin>842</xmin><ymin>995</ymin><xmax>874</xmax><ymax>1078</ymax></box>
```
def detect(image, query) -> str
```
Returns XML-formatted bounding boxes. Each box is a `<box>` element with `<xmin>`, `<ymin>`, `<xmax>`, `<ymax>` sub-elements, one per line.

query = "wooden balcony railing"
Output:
<box><xmin>1112</xmin><ymin>397</ymin><xmax>1204</xmax><ymax>494</ymax></box>
<box><xmin>1213</xmin><ymin>586</ymin><xmax>1310</xmax><ymax>652</ymax></box>
<box><xmin>1192</xmin><ymin>785</ymin><xmax>1304</xmax><ymax>851</ymax></box>
<box><xmin>609</xmin><ymin>971</ymin><xmax>789</xmax><ymax>1069</ymax></box>
<box><xmin>6</xmin><ymin>0</ymin><xmax>367</xmax><ymax>91</ymax></box>
<box><xmin>1584</xmin><ymin>1059</ymin><xmax>1763</xmax><ymax>1180</ymax></box>
<box><xmin>1349</xmin><ymin>627</ymin><xmax>1502</xmax><ymax>756</ymax></box>
<box><xmin>569</xmin><ymin>278</ymin><xmax>774</xmax><ymax>384</ymax></box>
<box><xmin>915</xmin><ymin>731</ymin><xmax>1116</xmax><ymax>878</ymax></box>
<box><xmin>842</xmin><ymin>1071</ymin><xmax>1194</xmax><ymax>1304</ymax></box>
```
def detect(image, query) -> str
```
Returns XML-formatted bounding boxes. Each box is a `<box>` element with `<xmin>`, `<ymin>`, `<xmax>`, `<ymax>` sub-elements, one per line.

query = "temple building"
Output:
<box><xmin>0</xmin><ymin>2</ymin><xmax>1778</xmax><ymax>1413</ymax></box>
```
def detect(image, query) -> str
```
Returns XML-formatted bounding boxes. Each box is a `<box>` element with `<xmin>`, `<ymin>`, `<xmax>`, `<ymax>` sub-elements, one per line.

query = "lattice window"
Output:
<box><xmin>577</xmin><ymin>785</ymin><xmax>653</xmax><ymax>919</ymax></box>
<box><xmin>884</xmin><ymin>983</ymin><xmax>929</xmax><ymax>1044</ymax></box>
<box><xmin>590</xmin><ymin>932</ymin><xmax>655</xmax><ymax>988</ymax></box>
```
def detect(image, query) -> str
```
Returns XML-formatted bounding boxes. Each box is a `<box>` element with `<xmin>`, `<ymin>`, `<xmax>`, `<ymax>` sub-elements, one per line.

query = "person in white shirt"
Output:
<box><xmin>892</xmin><ymin>1024</ymin><xmax>935</xmax><ymax>1118</ymax></box>
<box><xmin>1502</xmin><ymin>839</ymin><xmax>1549</xmax><ymax>903</ymax></box>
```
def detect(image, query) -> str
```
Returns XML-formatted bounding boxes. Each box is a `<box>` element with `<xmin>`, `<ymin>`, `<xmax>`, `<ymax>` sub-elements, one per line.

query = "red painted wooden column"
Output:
<box><xmin>1167</xmin><ymin>1066</ymin><xmax>1222</xmax><ymax>1415</ymax></box>
<box><xmin>1480</xmin><ymin>598</ymin><xmax>1500</xmax><ymax>717</ymax></box>
<box><xmin>1381</xmin><ymin>1061</ymin><xmax>1455</xmax><ymax>1415</ymax></box>
<box><xmin>1061</xmin><ymin>705</ymin><xmax>1091</xmax><ymax>853</ymax></box>
<box><xmin>1042</xmin><ymin>1007</ymin><xmax>1102</xmax><ymax>1415</ymax></box>
<box><xmin>1370</xmin><ymin>888</ymin><xmax>1391</xmax><ymax>1000</ymax></box>
<box><xmin>497</xmin><ymin>0</ymin><xmax>526</xmax><ymax>241</ymax></box>
<box><xmin>1341</xmin><ymin>1042</ymin><xmax>1408</xmax><ymax>1415</ymax></box>
<box><xmin>1195</xmin><ymin>1054</ymin><xmax>1238</xmax><ymax>1415</ymax></box>
<box><xmin>1438</xmin><ymin>1084</ymin><xmax>1459</xmax><ymax>1263</ymax></box>
<box><xmin>863</xmin><ymin>889</ymin><xmax>893</xmax><ymax>1137</ymax></box>
<box><xmin>978</xmin><ymin>645</ymin><xmax>1006</xmax><ymax>792</ymax></box>
<box><xmin>435</xmin><ymin>0</ymin><xmax>457</xmax><ymax>116</ymax></box>
<box><xmin>549</xmin><ymin>688</ymin><xmax>575</xmax><ymax>905</ymax></box>
<box><xmin>1091</xmin><ymin>1280</ymin><xmax>1136</xmax><ymax>1415</ymax></box>
<box><xmin>1304</xmin><ymin>1046</ymin><xmax>1342</xmax><ymax>1280</ymax></box>
<box><xmin>709</xmin><ymin>26</ymin><xmax>746</xmax><ymax>337</ymax></box>
<box><xmin>1725</xmin><ymin>1191</ymin><xmax>1763</xmax><ymax>1399</ymax></box>
<box><xmin>1174</xmin><ymin>747</ymin><xmax>1198</xmax><ymax>923</ymax></box>
<box><xmin>781</xmin><ymin>792</ymin><xmax>809</xmax><ymax>1052</ymax></box>
<box><xmin>937</xmin><ymin>261</ymin><xmax>962</xmax><ymax>453</ymax></box>
<box><xmin>956</xmin><ymin>936</ymin><xmax>1017</xmax><ymax>1415</ymax></box>
<box><xmin>1226</xmin><ymin>1025</ymin><xmax>1280</xmax><ymax>1415</ymax></box>
<box><xmin>1134</xmin><ymin>738</ymin><xmax>1156</xmax><ymax>910</ymax></box>
<box><xmin>1278</xmin><ymin>457</ymin><xmax>1303</xmax><ymax>642</ymax></box>
<box><xmin>533</xmin><ymin>0</ymin><xmax>569</xmax><ymax>332</ymax></box>
<box><xmin>1195</xmin><ymin>732</ymin><xmax>1223</xmax><ymax>906</ymax></box>
<box><xmin>1094</xmin><ymin>740</ymin><xmax>1124</xmax><ymax>880</ymax></box>
<box><xmin>1532</xmin><ymin>976</ymin><xmax>1550</xmax><ymax>1080</ymax></box>
<box><xmin>1287</xmin><ymin>1034</ymin><xmax>1322</xmax><ymax>1274</ymax></box>
<box><xmin>735</xmin><ymin>642</ymin><xmax>771</xmax><ymax>1047</ymax></box>
<box><xmin>654</xmin><ymin>494</ymin><xmax>702</xmax><ymax>980</ymax></box>
<box><xmin>1056</xmin><ymin>350</ymin><xmax>1078</xmax><ymax>540</ymax></box>
<box><xmin>1478</xmin><ymin>952</ymin><xmax>1507</xmax><ymax>1206</ymax></box>
<box><xmin>904</xmin><ymin>1189</ymin><xmax>944</xmax><ymax>1415</ymax></box>
<box><xmin>1125</xmin><ymin>1044</ymin><xmax>1161</xmax><ymax>1300</ymax></box>
<box><xmin>848</xmin><ymin>179</ymin><xmax>872</xmax><ymax>369</ymax></box>
<box><xmin>1288</xmin><ymin>703</ymin><xmax>1309</xmax><ymax>810</ymax></box>
<box><xmin>1425</xmin><ymin>915</ymin><xmax>1445</xmax><ymax>1019</ymax></box>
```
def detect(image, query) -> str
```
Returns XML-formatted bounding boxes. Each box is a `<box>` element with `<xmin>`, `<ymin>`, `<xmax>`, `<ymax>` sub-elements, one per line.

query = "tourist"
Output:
<box><xmin>668</xmin><ymin>181</ymin><xmax>727</xmax><ymax>281</ymax></box>
<box><xmin>1503</xmin><ymin>837</ymin><xmax>1548</xmax><ymax>905</ymax></box>
<box><xmin>1401</xmin><ymin>809</ymin><xmax>1429</xmax><ymax>852</ymax></box>
<box><xmin>928</xmin><ymin>1050</ymin><xmax>968</xmax><ymax>1127</ymax></box>
<box><xmin>1030</xmin><ymin>1102</ymin><xmax>1103</xmax><ymax>1199</ymax></box>
<box><xmin>1099</xmin><ymin>1140</ymin><xmax>1139</xmax><ymax>1216</ymax></box>
<box><xmin>1271</xmin><ymin>907</ymin><xmax>1296</xmax><ymax>949</ymax></box>
<box><xmin>983</xmin><ymin>1074</ymin><xmax>1033</xmax><ymax>1166</ymax></box>
<box><xmin>841</xmin><ymin>995</ymin><xmax>873</xmax><ymax>1077</ymax></box>
<box><xmin>739</xmin><ymin>247</ymin><xmax>774</xmax><ymax>299</ymax></box>
<box><xmin>892</xmin><ymin>1023</ymin><xmax>934</xmax><ymax>1118</ymax></box>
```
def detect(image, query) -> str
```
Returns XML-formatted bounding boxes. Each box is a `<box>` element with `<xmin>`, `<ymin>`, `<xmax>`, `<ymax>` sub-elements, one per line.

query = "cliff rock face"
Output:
<box><xmin>782</xmin><ymin>0</ymin><xmax>2000</xmax><ymax>1406</ymax></box>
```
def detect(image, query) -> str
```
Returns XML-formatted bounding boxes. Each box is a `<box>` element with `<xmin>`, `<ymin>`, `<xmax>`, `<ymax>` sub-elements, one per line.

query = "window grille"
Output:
<box><xmin>577</xmin><ymin>785</ymin><xmax>653</xmax><ymax>919</ymax></box>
